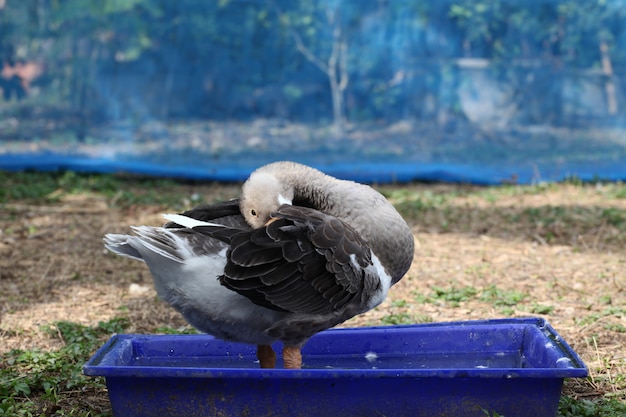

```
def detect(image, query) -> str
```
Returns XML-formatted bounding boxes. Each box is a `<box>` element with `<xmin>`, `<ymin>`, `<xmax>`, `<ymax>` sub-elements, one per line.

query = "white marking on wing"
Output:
<box><xmin>163</xmin><ymin>214</ymin><xmax>226</xmax><ymax>229</ymax></box>
<box><xmin>366</xmin><ymin>251</ymin><xmax>392</xmax><ymax>309</ymax></box>
<box><xmin>278</xmin><ymin>194</ymin><xmax>292</xmax><ymax>205</ymax></box>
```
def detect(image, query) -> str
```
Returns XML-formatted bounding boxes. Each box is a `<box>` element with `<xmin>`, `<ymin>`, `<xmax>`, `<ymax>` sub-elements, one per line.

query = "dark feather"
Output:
<box><xmin>168</xmin><ymin>199</ymin><xmax>244</xmax><ymax>226</ymax></box>
<box><xmin>165</xmin><ymin>199</ymin><xmax>249</xmax><ymax>245</ymax></box>
<box><xmin>167</xmin><ymin>200</ymin><xmax>378</xmax><ymax>316</ymax></box>
<box><xmin>218</xmin><ymin>205</ymin><xmax>376</xmax><ymax>314</ymax></box>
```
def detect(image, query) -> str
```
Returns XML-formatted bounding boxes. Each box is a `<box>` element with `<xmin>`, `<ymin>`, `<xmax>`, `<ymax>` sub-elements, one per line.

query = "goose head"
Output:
<box><xmin>240</xmin><ymin>170</ymin><xmax>294</xmax><ymax>228</ymax></box>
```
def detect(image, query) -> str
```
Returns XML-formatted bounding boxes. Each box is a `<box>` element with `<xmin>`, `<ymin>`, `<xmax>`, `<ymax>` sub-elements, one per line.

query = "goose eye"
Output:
<box><xmin>251</xmin><ymin>209</ymin><xmax>257</xmax><ymax>216</ymax></box>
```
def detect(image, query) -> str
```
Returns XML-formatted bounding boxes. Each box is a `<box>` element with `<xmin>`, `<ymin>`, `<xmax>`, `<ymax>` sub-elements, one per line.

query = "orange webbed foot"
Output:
<box><xmin>282</xmin><ymin>345</ymin><xmax>302</xmax><ymax>369</ymax></box>
<box><xmin>256</xmin><ymin>344</ymin><xmax>276</xmax><ymax>369</ymax></box>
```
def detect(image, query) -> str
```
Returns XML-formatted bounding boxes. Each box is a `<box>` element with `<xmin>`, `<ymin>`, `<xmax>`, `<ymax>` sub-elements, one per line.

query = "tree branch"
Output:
<box><xmin>338</xmin><ymin>36</ymin><xmax>348</xmax><ymax>91</ymax></box>
<box><xmin>268</xmin><ymin>0</ymin><xmax>328</xmax><ymax>74</ymax></box>
<box><xmin>599</xmin><ymin>40</ymin><xmax>618</xmax><ymax>115</ymax></box>
<box><xmin>291</xmin><ymin>28</ymin><xmax>328</xmax><ymax>74</ymax></box>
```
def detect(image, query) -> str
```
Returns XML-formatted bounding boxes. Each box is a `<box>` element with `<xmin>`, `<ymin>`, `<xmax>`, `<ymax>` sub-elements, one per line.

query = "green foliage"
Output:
<box><xmin>380</xmin><ymin>313</ymin><xmax>414</xmax><ymax>325</ymax></box>
<box><xmin>480</xmin><ymin>285</ymin><xmax>526</xmax><ymax>307</ymax></box>
<box><xmin>600</xmin><ymin>208</ymin><xmax>626</xmax><ymax>227</ymax></box>
<box><xmin>415</xmin><ymin>284</ymin><xmax>528</xmax><ymax>313</ymax></box>
<box><xmin>430</xmin><ymin>285</ymin><xmax>478</xmax><ymax>305</ymax></box>
<box><xmin>529</xmin><ymin>303</ymin><xmax>555</xmax><ymax>315</ymax></box>
<box><xmin>2</xmin><ymin>0</ymin><xmax>624</xmax><ymax>126</ymax></box>
<box><xmin>480</xmin><ymin>285</ymin><xmax>526</xmax><ymax>315</ymax></box>
<box><xmin>0</xmin><ymin>171</ymin><xmax>60</xmax><ymax>202</ymax></box>
<box><xmin>154</xmin><ymin>326</ymin><xmax>199</xmax><ymax>335</ymax></box>
<box><xmin>384</xmin><ymin>189</ymin><xmax>454</xmax><ymax>230</ymax></box>
<box><xmin>391</xmin><ymin>181</ymin><xmax>626</xmax><ymax>251</ymax></box>
<box><xmin>447</xmin><ymin>0</ymin><xmax>626</xmax><ymax>67</ymax></box>
<box><xmin>575</xmin><ymin>306</ymin><xmax>626</xmax><ymax>327</ymax></box>
<box><xmin>558</xmin><ymin>396</ymin><xmax>626</xmax><ymax>417</ymax></box>
<box><xmin>0</xmin><ymin>170</ymin><xmax>189</xmax><ymax>208</ymax></box>
<box><xmin>606</xmin><ymin>183</ymin><xmax>626</xmax><ymax>199</ymax></box>
<box><xmin>0</xmin><ymin>318</ymin><xmax>128</xmax><ymax>416</ymax></box>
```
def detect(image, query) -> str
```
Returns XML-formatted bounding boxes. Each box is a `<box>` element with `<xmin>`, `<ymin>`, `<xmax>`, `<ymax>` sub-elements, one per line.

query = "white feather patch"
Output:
<box><xmin>162</xmin><ymin>213</ymin><xmax>224</xmax><ymax>229</ymax></box>
<box><xmin>366</xmin><ymin>251</ymin><xmax>393</xmax><ymax>309</ymax></box>
<box><xmin>278</xmin><ymin>194</ymin><xmax>292</xmax><ymax>205</ymax></box>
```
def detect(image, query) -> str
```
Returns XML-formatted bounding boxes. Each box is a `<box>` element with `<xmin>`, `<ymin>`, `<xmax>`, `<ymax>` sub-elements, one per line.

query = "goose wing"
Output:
<box><xmin>218</xmin><ymin>204</ymin><xmax>382</xmax><ymax>315</ymax></box>
<box><xmin>150</xmin><ymin>199</ymin><xmax>247</xmax><ymax>258</ymax></box>
<box><xmin>166</xmin><ymin>199</ymin><xmax>248</xmax><ymax>229</ymax></box>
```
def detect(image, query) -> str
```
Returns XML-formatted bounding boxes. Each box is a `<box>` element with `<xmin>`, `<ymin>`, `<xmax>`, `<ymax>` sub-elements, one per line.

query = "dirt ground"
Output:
<box><xmin>1</xmin><ymin>182</ymin><xmax>625</xmax><ymax>402</ymax></box>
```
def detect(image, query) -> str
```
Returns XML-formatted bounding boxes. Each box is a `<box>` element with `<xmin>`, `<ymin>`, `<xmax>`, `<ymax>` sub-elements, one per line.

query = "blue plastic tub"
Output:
<box><xmin>83</xmin><ymin>318</ymin><xmax>587</xmax><ymax>417</ymax></box>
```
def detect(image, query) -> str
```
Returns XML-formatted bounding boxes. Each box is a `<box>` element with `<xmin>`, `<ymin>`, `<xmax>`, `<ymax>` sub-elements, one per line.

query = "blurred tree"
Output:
<box><xmin>0</xmin><ymin>0</ymin><xmax>625</xmax><ymax>132</ymax></box>
<box><xmin>271</xmin><ymin>0</ymin><xmax>350</xmax><ymax>136</ymax></box>
<box><xmin>448</xmin><ymin>0</ymin><xmax>626</xmax><ymax>123</ymax></box>
<box><xmin>42</xmin><ymin>0</ymin><xmax>162</xmax><ymax>135</ymax></box>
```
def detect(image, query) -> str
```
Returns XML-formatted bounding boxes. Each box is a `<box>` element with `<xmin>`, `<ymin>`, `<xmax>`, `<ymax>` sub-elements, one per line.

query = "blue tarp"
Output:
<box><xmin>3</xmin><ymin>150</ymin><xmax>624</xmax><ymax>185</ymax></box>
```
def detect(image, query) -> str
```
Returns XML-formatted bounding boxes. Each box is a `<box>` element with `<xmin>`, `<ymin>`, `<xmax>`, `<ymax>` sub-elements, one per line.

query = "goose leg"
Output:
<box><xmin>256</xmin><ymin>344</ymin><xmax>276</xmax><ymax>368</ymax></box>
<box><xmin>282</xmin><ymin>345</ymin><xmax>302</xmax><ymax>369</ymax></box>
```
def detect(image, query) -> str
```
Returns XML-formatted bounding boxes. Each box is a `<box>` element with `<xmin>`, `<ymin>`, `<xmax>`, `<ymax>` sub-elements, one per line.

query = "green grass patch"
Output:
<box><xmin>382</xmin><ymin>188</ymin><xmax>455</xmax><ymax>221</ymax></box>
<box><xmin>379</xmin><ymin>313</ymin><xmax>432</xmax><ymax>325</ymax></box>
<box><xmin>558</xmin><ymin>396</ymin><xmax>626</xmax><ymax>417</ymax></box>
<box><xmin>480</xmin><ymin>285</ymin><xmax>527</xmax><ymax>315</ymax></box>
<box><xmin>0</xmin><ymin>318</ymin><xmax>129</xmax><ymax>416</ymax></box>
<box><xmin>380</xmin><ymin>313</ymin><xmax>415</xmax><ymax>325</ymax></box>
<box><xmin>528</xmin><ymin>303</ymin><xmax>555</xmax><ymax>315</ymax></box>
<box><xmin>154</xmin><ymin>325</ymin><xmax>199</xmax><ymax>335</ymax></box>
<box><xmin>575</xmin><ymin>306</ymin><xmax>626</xmax><ymax>327</ymax></box>
<box><xmin>384</xmin><ymin>181</ymin><xmax>626</xmax><ymax>251</ymax></box>
<box><xmin>415</xmin><ymin>285</ymin><xmax>528</xmax><ymax>312</ymax></box>
<box><xmin>0</xmin><ymin>170</ymin><xmax>193</xmax><ymax>208</ymax></box>
<box><xmin>480</xmin><ymin>285</ymin><xmax>526</xmax><ymax>307</ymax></box>
<box><xmin>474</xmin><ymin>182</ymin><xmax>557</xmax><ymax>202</ymax></box>
<box><xmin>430</xmin><ymin>285</ymin><xmax>478</xmax><ymax>306</ymax></box>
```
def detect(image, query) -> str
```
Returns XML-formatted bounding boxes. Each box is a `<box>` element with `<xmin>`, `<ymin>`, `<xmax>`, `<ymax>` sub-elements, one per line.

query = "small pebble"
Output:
<box><xmin>129</xmin><ymin>283</ymin><xmax>151</xmax><ymax>295</ymax></box>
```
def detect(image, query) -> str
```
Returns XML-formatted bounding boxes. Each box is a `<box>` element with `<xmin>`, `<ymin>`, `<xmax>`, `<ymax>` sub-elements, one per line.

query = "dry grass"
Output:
<box><xmin>1</xmin><ymin>177</ymin><xmax>625</xmax><ymax>414</ymax></box>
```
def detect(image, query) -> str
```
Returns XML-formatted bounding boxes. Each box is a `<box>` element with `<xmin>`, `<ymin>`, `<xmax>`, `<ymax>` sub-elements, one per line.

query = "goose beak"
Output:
<box><xmin>264</xmin><ymin>217</ymin><xmax>279</xmax><ymax>226</ymax></box>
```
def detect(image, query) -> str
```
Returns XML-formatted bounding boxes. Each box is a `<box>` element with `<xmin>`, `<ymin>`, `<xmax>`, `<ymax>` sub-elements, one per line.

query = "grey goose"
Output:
<box><xmin>104</xmin><ymin>161</ymin><xmax>414</xmax><ymax>369</ymax></box>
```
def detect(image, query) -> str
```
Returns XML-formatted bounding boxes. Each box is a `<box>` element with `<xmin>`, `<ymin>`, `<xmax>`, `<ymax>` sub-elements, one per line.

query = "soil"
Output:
<box><xmin>1</xmin><ymin>181</ymin><xmax>625</xmax><ymax>406</ymax></box>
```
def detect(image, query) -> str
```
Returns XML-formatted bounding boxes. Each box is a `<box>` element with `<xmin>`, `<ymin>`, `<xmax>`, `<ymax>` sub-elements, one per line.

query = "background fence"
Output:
<box><xmin>1</xmin><ymin>0</ymin><xmax>626</xmax><ymax>183</ymax></box>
